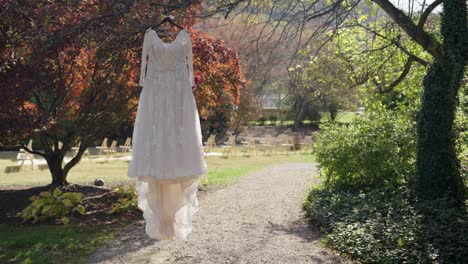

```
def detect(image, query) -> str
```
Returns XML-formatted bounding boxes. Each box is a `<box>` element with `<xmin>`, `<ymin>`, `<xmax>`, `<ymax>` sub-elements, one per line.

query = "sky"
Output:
<box><xmin>390</xmin><ymin>0</ymin><xmax>442</xmax><ymax>13</ymax></box>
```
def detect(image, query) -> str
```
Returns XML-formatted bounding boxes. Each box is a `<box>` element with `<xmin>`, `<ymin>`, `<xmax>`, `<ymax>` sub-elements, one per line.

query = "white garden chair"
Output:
<box><xmin>104</xmin><ymin>140</ymin><xmax>118</xmax><ymax>160</ymax></box>
<box><xmin>278</xmin><ymin>135</ymin><xmax>296</xmax><ymax>154</ymax></box>
<box><xmin>119</xmin><ymin>137</ymin><xmax>132</xmax><ymax>152</ymax></box>
<box><xmin>222</xmin><ymin>134</ymin><xmax>237</xmax><ymax>157</ymax></box>
<box><xmin>16</xmin><ymin>139</ymin><xmax>34</xmax><ymax>170</ymax></box>
<box><xmin>241</xmin><ymin>135</ymin><xmax>257</xmax><ymax>156</ymax></box>
<box><xmin>203</xmin><ymin>134</ymin><xmax>217</xmax><ymax>157</ymax></box>
<box><xmin>96</xmin><ymin>137</ymin><xmax>108</xmax><ymax>156</ymax></box>
<box><xmin>259</xmin><ymin>135</ymin><xmax>276</xmax><ymax>156</ymax></box>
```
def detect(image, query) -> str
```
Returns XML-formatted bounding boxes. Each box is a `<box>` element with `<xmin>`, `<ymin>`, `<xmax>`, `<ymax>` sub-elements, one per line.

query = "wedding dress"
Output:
<box><xmin>127</xmin><ymin>28</ymin><xmax>208</xmax><ymax>240</ymax></box>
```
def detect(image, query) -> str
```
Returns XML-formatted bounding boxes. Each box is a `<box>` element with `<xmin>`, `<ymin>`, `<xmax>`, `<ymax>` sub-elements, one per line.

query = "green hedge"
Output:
<box><xmin>304</xmin><ymin>186</ymin><xmax>468</xmax><ymax>263</ymax></box>
<box><xmin>314</xmin><ymin>109</ymin><xmax>416</xmax><ymax>190</ymax></box>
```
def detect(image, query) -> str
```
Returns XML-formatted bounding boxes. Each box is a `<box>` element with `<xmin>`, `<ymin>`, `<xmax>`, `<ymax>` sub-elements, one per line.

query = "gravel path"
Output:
<box><xmin>88</xmin><ymin>162</ymin><xmax>348</xmax><ymax>264</ymax></box>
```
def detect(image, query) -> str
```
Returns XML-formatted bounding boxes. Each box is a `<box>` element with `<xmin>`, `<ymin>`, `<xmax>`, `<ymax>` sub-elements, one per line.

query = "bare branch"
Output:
<box><xmin>417</xmin><ymin>0</ymin><xmax>441</xmax><ymax>31</ymax></box>
<box><xmin>383</xmin><ymin>57</ymin><xmax>414</xmax><ymax>93</ymax></box>
<box><xmin>372</xmin><ymin>0</ymin><xmax>442</xmax><ymax>58</ymax></box>
<box><xmin>356</xmin><ymin>23</ymin><xmax>429</xmax><ymax>66</ymax></box>
<box><xmin>0</xmin><ymin>144</ymin><xmax>45</xmax><ymax>157</ymax></box>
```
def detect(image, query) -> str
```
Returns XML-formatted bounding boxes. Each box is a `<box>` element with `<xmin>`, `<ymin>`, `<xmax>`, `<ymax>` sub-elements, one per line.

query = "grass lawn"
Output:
<box><xmin>248</xmin><ymin>111</ymin><xmax>358</xmax><ymax>126</ymax></box>
<box><xmin>333</xmin><ymin>111</ymin><xmax>359</xmax><ymax>123</ymax></box>
<box><xmin>0</xmin><ymin>151</ymin><xmax>315</xmax><ymax>187</ymax></box>
<box><xmin>0</xmin><ymin>224</ymin><xmax>123</xmax><ymax>264</ymax></box>
<box><xmin>202</xmin><ymin>153</ymin><xmax>315</xmax><ymax>185</ymax></box>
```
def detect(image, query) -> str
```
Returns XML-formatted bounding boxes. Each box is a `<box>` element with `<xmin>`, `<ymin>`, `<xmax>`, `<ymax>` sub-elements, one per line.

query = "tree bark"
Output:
<box><xmin>328</xmin><ymin>104</ymin><xmax>337</xmax><ymax>121</ymax></box>
<box><xmin>372</xmin><ymin>0</ymin><xmax>442</xmax><ymax>58</ymax></box>
<box><xmin>414</xmin><ymin>0</ymin><xmax>467</xmax><ymax>203</ymax></box>
<box><xmin>294</xmin><ymin>100</ymin><xmax>307</xmax><ymax>130</ymax></box>
<box><xmin>48</xmin><ymin>154</ymin><xmax>69</xmax><ymax>186</ymax></box>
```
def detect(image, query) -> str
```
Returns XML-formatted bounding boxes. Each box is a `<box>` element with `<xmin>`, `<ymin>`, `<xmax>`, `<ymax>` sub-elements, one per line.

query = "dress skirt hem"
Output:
<box><xmin>135</xmin><ymin>175</ymin><xmax>202</xmax><ymax>240</ymax></box>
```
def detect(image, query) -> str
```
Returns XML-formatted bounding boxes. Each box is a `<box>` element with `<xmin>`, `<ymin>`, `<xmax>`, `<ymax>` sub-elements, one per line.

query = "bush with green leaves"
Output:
<box><xmin>107</xmin><ymin>185</ymin><xmax>138</xmax><ymax>214</ymax></box>
<box><xmin>257</xmin><ymin>116</ymin><xmax>267</xmax><ymax>126</ymax></box>
<box><xmin>268</xmin><ymin>115</ymin><xmax>278</xmax><ymax>125</ymax></box>
<box><xmin>304</xmin><ymin>185</ymin><xmax>468</xmax><ymax>263</ymax></box>
<box><xmin>314</xmin><ymin>107</ymin><xmax>416</xmax><ymax>190</ymax></box>
<box><xmin>21</xmin><ymin>187</ymin><xmax>85</xmax><ymax>225</ymax></box>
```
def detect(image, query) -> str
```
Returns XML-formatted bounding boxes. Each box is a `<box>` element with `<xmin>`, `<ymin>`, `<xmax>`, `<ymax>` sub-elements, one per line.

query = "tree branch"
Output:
<box><xmin>0</xmin><ymin>144</ymin><xmax>45</xmax><ymax>157</ymax></box>
<box><xmin>417</xmin><ymin>0</ymin><xmax>441</xmax><ymax>31</ymax></box>
<box><xmin>383</xmin><ymin>57</ymin><xmax>414</xmax><ymax>93</ymax></box>
<box><xmin>356</xmin><ymin>23</ymin><xmax>429</xmax><ymax>66</ymax></box>
<box><xmin>372</xmin><ymin>0</ymin><xmax>442</xmax><ymax>59</ymax></box>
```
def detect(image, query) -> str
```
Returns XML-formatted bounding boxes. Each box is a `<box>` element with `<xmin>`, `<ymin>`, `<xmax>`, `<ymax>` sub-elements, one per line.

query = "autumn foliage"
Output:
<box><xmin>190</xmin><ymin>30</ymin><xmax>247</xmax><ymax>138</ymax></box>
<box><xmin>0</xmin><ymin>0</ymin><xmax>246</xmax><ymax>185</ymax></box>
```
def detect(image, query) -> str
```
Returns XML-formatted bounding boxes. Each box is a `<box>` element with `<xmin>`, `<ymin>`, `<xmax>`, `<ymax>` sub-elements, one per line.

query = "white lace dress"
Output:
<box><xmin>128</xmin><ymin>28</ymin><xmax>208</xmax><ymax>240</ymax></box>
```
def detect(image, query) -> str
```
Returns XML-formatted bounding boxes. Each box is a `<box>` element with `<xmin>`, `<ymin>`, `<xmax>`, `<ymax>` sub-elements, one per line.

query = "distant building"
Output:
<box><xmin>260</xmin><ymin>94</ymin><xmax>286</xmax><ymax>117</ymax></box>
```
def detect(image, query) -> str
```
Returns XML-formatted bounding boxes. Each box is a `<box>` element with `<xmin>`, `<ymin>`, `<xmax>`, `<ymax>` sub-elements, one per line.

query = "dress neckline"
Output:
<box><xmin>150</xmin><ymin>28</ymin><xmax>186</xmax><ymax>46</ymax></box>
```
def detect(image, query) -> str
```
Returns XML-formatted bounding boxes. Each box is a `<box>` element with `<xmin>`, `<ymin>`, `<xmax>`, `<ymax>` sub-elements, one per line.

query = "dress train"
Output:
<box><xmin>136</xmin><ymin>175</ymin><xmax>200</xmax><ymax>240</ymax></box>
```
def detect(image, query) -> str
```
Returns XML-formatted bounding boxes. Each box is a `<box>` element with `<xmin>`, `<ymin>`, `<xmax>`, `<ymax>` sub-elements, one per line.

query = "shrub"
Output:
<box><xmin>21</xmin><ymin>187</ymin><xmax>85</xmax><ymax>225</ymax></box>
<box><xmin>314</xmin><ymin>108</ymin><xmax>416</xmax><ymax>190</ymax></box>
<box><xmin>268</xmin><ymin>115</ymin><xmax>278</xmax><ymax>125</ymax></box>
<box><xmin>200</xmin><ymin>105</ymin><xmax>233</xmax><ymax>141</ymax></box>
<box><xmin>304</xmin><ymin>185</ymin><xmax>468</xmax><ymax>263</ymax></box>
<box><xmin>107</xmin><ymin>185</ymin><xmax>138</xmax><ymax>214</ymax></box>
<box><xmin>303</xmin><ymin>105</ymin><xmax>322</xmax><ymax>123</ymax></box>
<box><xmin>257</xmin><ymin>116</ymin><xmax>267</xmax><ymax>126</ymax></box>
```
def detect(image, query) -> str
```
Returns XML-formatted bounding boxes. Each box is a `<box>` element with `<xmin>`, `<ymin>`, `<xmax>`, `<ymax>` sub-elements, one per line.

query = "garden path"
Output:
<box><xmin>88</xmin><ymin>162</ymin><xmax>348</xmax><ymax>264</ymax></box>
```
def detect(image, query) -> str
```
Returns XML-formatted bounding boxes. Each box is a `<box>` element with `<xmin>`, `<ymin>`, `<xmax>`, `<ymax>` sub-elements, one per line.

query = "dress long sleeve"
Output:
<box><xmin>184</xmin><ymin>31</ymin><xmax>195</xmax><ymax>87</ymax></box>
<box><xmin>128</xmin><ymin>27</ymin><xmax>207</xmax><ymax>241</ymax></box>
<box><xmin>139</xmin><ymin>30</ymin><xmax>151</xmax><ymax>87</ymax></box>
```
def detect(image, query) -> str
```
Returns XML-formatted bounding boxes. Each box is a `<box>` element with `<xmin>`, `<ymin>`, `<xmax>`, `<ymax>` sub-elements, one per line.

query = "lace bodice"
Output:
<box><xmin>139</xmin><ymin>28</ymin><xmax>195</xmax><ymax>87</ymax></box>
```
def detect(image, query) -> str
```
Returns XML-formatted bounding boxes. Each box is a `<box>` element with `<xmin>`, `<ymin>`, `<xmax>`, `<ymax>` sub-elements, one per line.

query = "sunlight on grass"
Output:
<box><xmin>0</xmin><ymin>151</ymin><xmax>315</xmax><ymax>187</ymax></box>
<box><xmin>247</xmin><ymin>111</ymin><xmax>358</xmax><ymax>126</ymax></box>
<box><xmin>0</xmin><ymin>151</ymin><xmax>132</xmax><ymax>186</ymax></box>
<box><xmin>202</xmin><ymin>154</ymin><xmax>315</xmax><ymax>185</ymax></box>
<box><xmin>320</xmin><ymin>111</ymin><xmax>358</xmax><ymax>123</ymax></box>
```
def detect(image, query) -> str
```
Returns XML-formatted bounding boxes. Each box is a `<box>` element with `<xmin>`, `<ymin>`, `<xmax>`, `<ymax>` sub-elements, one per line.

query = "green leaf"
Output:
<box><xmin>32</xmin><ymin>198</ymin><xmax>46</xmax><ymax>208</ymax></box>
<box><xmin>62</xmin><ymin>199</ymin><xmax>73</xmax><ymax>207</ymax></box>
<box><xmin>21</xmin><ymin>207</ymin><xmax>33</xmax><ymax>221</ymax></box>
<box><xmin>31</xmin><ymin>207</ymin><xmax>40</xmax><ymax>217</ymax></box>
<box><xmin>397</xmin><ymin>238</ymin><xmax>405</xmax><ymax>248</ymax></box>
<box><xmin>42</xmin><ymin>205</ymin><xmax>52</xmax><ymax>214</ymax></box>
<box><xmin>53</xmin><ymin>187</ymin><xmax>62</xmax><ymax>197</ymax></box>
<box><xmin>76</xmin><ymin>204</ymin><xmax>86</xmax><ymax>215</ymax></box>
<box><xmin>370</xmin><ymin>6</ymin><xmax>376</xmax><ymax>17</ymax></box>
<box><xmin>107</xmin><ymin>205</ymin><xmax>117</xmax><ymax>215</ymax></box>
<box><xmin>61</xmin><ymin>216</ymin><xmax>70</xmax><ymax>225</ymax></box>
<box><xmin>61</xmin><ymin>192</ymin><xmax>83</xmax><ymax>202</ymax></box>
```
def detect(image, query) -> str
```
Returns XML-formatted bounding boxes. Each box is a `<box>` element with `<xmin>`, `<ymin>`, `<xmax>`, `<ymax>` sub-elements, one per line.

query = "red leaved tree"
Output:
<box><xmin>190</xmin><ymin>30</ymin><xmax>248</xmax><ymax>139</ymax></box>
<box><xmin>0</xmin><ymin>0</ymin><xmax>247</xmax><ymax>185</ymax></box>
<box><xmin>0</xmin><ymin>0</ymin><xmax>201</xmax><ymax>185</ymax></box>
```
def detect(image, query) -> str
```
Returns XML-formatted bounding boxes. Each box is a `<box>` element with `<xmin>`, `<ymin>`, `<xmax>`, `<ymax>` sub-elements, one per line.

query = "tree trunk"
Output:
<box><xmin>47</xmin><ymin>153</ymin><xmax>69</xmax><ymax>186</ymax></box>
<box><xmin>329</xmin><ymin>104</ymin><xmax>338</xmax><ymax>121</ymax></box>
<box><xmin>414</xmin><ymin>0</ymin><xmax>466</xmax><ymax>203</ymax></box>
<box><xmin>294</xmin><ymin>100</ymin><xmax>307</xmax><ymax>130</ymax></box>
